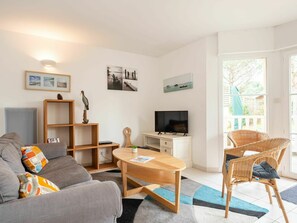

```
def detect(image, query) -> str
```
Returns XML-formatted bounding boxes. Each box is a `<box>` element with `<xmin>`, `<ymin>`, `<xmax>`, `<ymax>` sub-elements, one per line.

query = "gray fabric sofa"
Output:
<box><xmin>0</xmin><ymin>133</ymin><xmax>122</xmax><ymax>223</ymax></box>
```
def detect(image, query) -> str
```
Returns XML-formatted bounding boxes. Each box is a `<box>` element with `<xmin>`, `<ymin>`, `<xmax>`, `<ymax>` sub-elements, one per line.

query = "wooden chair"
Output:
<box><xmin>123</xmin><ymin>127</ymin><xmax>150</xmax><ymax>149</ymax></box>
<box><xmin>227</xmin><ymin>129</ymin><xmax>269</xmax><ymax>147</ymax></box>
<box><xmin>221</xmin><ymin>138</ymin><xmax>290</xmax><ymax>223</ymax></box>
<box><xmin>123</xmin><ymin>127</ymin><xmax>133</xmax><ymax>148</ymax></box>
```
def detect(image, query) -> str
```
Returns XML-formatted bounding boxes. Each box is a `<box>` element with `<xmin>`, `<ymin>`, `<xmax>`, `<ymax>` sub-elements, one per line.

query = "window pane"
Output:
<box><xmin>291</xmin><ymin>55</ymin><xmax>297</xmax><ymax>94</ymax></box>
<box><xmin>291</xmin><ymin>95</ymin><xmax>297</xmax><ymax>134</ymax></box>
<box><xmin>223</xmin><ymin>58</ymin><xmax>267</xmax><ymax>148</ymax></box>
<box><xmin>224</xmin><ymin>95</ymin><xmax>266</xmax><ymax>132</ymax></box>
<box><xmin>223</xmin><ymin>59</ymin><xmax>266</xmax><ymax>95</ymax></box>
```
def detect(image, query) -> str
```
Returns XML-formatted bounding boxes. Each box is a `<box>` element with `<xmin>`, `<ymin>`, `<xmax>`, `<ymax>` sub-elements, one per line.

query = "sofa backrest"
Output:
<box><xmin>0</xmin><ymin>157</ymin><xmax>20</xmax><ymax>203</ymax></box>
<box><xmin>0</xmin><ymin>133</ymin><xmax>26</xmax><ymax>203</ymax></box>
<box><xmin>0</xmin><ymin>133</ymin><xmax>25</xmax><ymax>175</ymax></box>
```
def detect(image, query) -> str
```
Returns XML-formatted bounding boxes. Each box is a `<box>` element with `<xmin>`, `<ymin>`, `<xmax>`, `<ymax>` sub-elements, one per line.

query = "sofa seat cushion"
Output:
<box><xmin>0</xmin><ymin>143</ymin><xmax>25</xmax><ymax>175</ymax></box>
<box><xmin>38</xmin><ymin>163</ymin><xmax>92</xmax><ymax>189</ymax></box>
<box><xmin>38</xmin><ymin>156</ymin><xmax>77</xmax><ymax>175</ymax></box>
<box><xmin>0</xmin><ymin>158</ymin><xmax>20</xmax><ymax>203</ymax></box>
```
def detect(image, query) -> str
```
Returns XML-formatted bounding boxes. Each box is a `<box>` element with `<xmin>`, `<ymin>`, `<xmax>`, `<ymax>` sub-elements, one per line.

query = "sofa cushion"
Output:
<box><xmin>226</xmin><ymin>154</ymin><xmax>280</xmax><ymax>179</ymax></box>
<box><xmin>0</xmin><ymin>143</ymin><xmax>25</xmax><ymax>175</ymax></box>
<box><xmin>35</xmin><ymin>142</ymin><xmax>67</xmax><ymax>160</ymax></box>
<box><xmin>0</xmin><ymin>157</ymin><xmax>20</xmax><ymax>203</ymax></box>
<box><xmin>0</xmin><ymin>132</ymin><xmax>24</xmax><ymax>158</ymax></box>
<box><xmin>39</xmin><ymin>163</ymin><xmax>92</xmax><ymax>189</ymax></box>
<box><xmin>21</xmin><ymin>146</ymin><xmax>48</xmax><ymax>173</ymax></box>
<box><xmin>38</xmin><ymin>156</ymin><xmax>77</xmax><ymax>175</ymax></box>
<box><xmin>18</xmin><ymin>172</ymin><xmax>60</xmax><ymax>198</ymax></box>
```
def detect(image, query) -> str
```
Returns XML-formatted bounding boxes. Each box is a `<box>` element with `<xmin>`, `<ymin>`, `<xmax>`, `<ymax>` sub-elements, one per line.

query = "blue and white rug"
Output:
<box><xmin>92</xmin><ymin>170</ymin><xmax>268</xmax><ymax>223</ymax></box>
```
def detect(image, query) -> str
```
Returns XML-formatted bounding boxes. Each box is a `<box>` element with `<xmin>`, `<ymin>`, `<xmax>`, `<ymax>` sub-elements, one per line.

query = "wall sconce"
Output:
<box><xmin>41</xmin><ymin>59</ymin><xmax>56</xmax><ymax>68</ymax></box>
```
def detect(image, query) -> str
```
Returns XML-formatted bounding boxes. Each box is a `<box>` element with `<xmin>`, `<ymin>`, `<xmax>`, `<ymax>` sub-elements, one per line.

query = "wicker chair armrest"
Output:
<box><xmin>224</xmin><ymin>142</ymin><xmax>261</xmax><ymax>157</ymax></box>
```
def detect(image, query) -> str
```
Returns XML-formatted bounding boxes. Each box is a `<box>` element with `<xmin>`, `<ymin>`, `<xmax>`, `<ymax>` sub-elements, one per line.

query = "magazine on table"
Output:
<box><xmin>130</xmin><ymin>156</ymin><xmax>154</xmax><ymax>163</ymax></box>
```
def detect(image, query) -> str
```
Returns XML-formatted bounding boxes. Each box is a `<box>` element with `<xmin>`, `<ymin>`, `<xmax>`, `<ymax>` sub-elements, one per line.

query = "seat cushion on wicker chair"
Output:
<box><xmin>253</xmin><ymin>161</ymin><xmax>280</xmax><ymax>179</ymax></box>
<box><xmin>226</xmin><ymin>154</ymin><xmax>279</xmax><ymax>179</ymax></box>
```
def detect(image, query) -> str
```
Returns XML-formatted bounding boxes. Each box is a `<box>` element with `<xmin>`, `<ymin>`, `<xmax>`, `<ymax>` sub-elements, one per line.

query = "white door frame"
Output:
<box><xmin>281</xmin><ymin>49</ymin><xmax>297</xmax><ymax>179</ymax></box>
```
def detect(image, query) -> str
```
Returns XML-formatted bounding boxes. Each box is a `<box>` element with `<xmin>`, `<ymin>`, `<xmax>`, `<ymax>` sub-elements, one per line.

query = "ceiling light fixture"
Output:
<box><xmin>41</xmin><ymin>59</ymin><xmax>56</xmax><ymax>68</ymax></box>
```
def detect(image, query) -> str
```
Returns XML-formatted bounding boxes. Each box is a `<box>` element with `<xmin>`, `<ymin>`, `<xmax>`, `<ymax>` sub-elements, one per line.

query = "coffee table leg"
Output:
<box><xmin>175</xmin><ymin>170</ymin><xmax>181</xmax><ymax>213</ymax></box>
<box><xmin>121</xmin><ymin>161</ymin><xmax>128</xmax><ymax>197</ymax></box>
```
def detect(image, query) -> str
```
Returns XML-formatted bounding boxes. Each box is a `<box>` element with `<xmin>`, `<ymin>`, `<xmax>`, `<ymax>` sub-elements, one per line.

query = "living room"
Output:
<box><xmin>1</xmin><ymin>1</ymin><xmax>297</xmax><ymax>223</ymax></box>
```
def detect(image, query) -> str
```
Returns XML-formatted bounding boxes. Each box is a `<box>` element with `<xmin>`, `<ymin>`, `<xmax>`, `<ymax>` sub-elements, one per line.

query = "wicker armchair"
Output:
<box><xmin>227</xmin><ymin>129</ymin><xmax>269</xmax><ymax>147</ymax></box>
<box><xmin>221</xmin><ymin>138</ymin><xmax>290</xmax><ymax>223</ymax></box>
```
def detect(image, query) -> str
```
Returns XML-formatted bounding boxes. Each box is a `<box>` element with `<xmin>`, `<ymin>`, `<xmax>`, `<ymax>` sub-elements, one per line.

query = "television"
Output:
<box><xmin>155</xmin><ymin>111</ymin><xmax>188</xmax><ymax>135</ymax></box>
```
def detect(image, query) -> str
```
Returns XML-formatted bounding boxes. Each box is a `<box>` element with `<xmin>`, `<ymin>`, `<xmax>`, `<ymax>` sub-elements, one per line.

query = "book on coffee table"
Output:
<box><xmin>130</xmin><ymin>156</ymin><xmax>154</xmax><ymax>163</ymax></box>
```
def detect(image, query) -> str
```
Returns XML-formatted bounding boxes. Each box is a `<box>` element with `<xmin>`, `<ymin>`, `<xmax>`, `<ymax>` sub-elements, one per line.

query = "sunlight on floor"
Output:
<box><xmin>183</xmin><ymin>168</ymin><xmax>297</xmax><ymax>223</ymax></box>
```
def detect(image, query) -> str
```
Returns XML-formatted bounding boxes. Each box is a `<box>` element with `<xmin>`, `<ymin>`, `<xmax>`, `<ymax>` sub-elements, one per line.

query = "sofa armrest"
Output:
<box><xmin>34</xmin><ymin>142</ymin><xmax>67</xmax><ymax>160</ymax></box>
<box><xmin>0</xmin><ymin>180</ymin><xmax>122</xmax><ymax>223</ymax></box>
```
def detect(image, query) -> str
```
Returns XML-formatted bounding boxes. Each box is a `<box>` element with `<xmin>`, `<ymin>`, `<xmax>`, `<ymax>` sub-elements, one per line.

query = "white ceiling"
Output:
<box><xmin>1</xmin><ymin>0</ymin><xmax>297</xmax><ymax>56</ymax></box>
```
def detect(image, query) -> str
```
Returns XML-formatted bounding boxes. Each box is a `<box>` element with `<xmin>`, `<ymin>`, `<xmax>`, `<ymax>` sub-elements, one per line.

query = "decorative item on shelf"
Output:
<box><xmin>47</xmin><ymin>137</ymin><xmax>60</xmax><ymax>143</ymax></box>
<box><xmin>81</xmin><ymin>90</ymin><xmax>89</xmax><ymax>124</ymax></box>
<box><xmin>57</xmin><ymin>93</ymin><xmax>63</xmax><ymax>100</ymax></box>
<box><xmin>131</xmin><ymin>145</ymin><xmax>138</xmax><ymax>153</ymax></box>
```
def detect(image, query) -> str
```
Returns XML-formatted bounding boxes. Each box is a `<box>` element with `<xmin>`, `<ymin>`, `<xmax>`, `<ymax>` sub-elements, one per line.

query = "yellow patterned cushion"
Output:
<box><xmin>21</xmin><ymin>146</ymin><xmax>48</xmax><ymax>173</ymax></box>
<box><xmin>18</xmin><ymin>172</ymin><xmax>60</xmax><ymax>198</ymax></box>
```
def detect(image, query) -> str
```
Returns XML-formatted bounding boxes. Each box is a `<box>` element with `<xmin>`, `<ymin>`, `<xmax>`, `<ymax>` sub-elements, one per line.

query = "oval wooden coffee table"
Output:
<box><xmin>113</xmin><ymin>148</ymin><xmax>186</xmax><ymax>213</ymax></box>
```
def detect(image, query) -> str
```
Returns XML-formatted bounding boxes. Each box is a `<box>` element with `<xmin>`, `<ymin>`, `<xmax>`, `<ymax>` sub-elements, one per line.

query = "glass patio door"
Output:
<box><xmin>283</xmin><ymin>54</ymin><xmax>297</xmax><ymax>178</ymax></box>
<box><xmin>222</xmin><ymin>58</ymin><xmax>267</xmax><ymax>147</ymax></box>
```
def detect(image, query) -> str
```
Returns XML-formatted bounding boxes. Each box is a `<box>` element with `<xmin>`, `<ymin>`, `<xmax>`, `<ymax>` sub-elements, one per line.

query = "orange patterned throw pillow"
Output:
<box><xmin>21</xmin><ymin>146</ymin><xmax>48</xmax><ymax>173</ymax></box>
<box><xmin>18</xmin><ymin>172</ymin><xmax>60</xmax><ymax>198</ymax></box>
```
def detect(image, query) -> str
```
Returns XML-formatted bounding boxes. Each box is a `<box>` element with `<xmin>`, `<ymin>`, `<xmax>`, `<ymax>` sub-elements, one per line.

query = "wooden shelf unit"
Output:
<box><xmin>43</xmin><ymin>99</ymin><xmax>106</xmax><ymax>172</ymax></box>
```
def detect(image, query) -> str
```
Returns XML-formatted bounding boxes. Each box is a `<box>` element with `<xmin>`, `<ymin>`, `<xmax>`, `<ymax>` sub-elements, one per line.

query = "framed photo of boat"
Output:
<box><xmin>163</xmin><ymin>73</ymin><xmax>193</xmax><ymax>93</ymax></box>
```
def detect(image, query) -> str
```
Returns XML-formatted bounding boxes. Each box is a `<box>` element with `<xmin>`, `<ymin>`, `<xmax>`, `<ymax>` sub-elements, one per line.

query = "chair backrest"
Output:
<box><xmin>227</xmin><ymin>130</ymin><xmax>269</xmax><ymax>147</ymax></box>
<box><xmin>123</xmin><ymin>127</ymin><xmax>132</xmax><ymax>148</ymax></box>
<box><xmin>256</xmin><ymin>138</ymin><xmax>290</xmax><ymax>169</ymax></box>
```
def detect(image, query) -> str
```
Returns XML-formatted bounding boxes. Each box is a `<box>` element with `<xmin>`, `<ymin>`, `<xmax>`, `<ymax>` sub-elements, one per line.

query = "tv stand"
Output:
<box><xmin>142</xmin><ymin>132</ymin><xmax>192</xmax><ymax>167</ymax></box>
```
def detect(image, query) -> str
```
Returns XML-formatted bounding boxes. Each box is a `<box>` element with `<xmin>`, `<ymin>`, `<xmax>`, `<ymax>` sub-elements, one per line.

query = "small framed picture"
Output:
<box><xmin>25</xmin><ymin>71</ymin><xmax>71</xmax><ymax>92</ymax></box>
<box><xmin>47</xmin><ymin>137</ymin><xmax>60</xmax><ymax>143</ymax></box>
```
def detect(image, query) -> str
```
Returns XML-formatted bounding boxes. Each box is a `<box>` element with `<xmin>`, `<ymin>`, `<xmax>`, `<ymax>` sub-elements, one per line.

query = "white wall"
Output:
<box><xmin>0</xmin><ymin>30</ymin><xmax>159</xmax><ymax>149</ymax></box>
<box><xmin>218</xmin><ymin>27</ymin><xmax>274</xmax><ymax>55</ymax></box>
<box><xmin>275</xmin><ymin>20</ymin><xmax>297</xmax><ymax>50</ymax></box>
<box><xmin>206</xmin><ymin>35</ymin><xmax>220</xmax><ymax>171</ymax></box>
<box><xmin>158</xmin><ymin>38</ymin><xmax>209</xmax><ymax>168</ymax></box>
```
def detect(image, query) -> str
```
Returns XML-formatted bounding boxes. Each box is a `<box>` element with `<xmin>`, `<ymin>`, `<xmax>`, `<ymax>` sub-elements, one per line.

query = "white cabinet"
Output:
<box><xmin>142</xmin><ymin>133</ymin><xmax>192</xmax><ymax>167</ymax></box>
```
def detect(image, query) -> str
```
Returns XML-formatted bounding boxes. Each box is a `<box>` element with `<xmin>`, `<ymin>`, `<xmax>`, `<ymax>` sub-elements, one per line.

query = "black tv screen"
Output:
<box><xmin>155</xmin><ymin>111</ymin><xmax>188</xmax><ymax>134</ymax></box>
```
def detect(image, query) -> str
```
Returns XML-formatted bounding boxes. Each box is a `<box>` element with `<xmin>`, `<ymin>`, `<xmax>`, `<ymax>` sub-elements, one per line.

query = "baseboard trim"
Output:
<box><xmin>192</xmin><ymin>163</ymin><xmax>221</xmax><ymax>173</ymax></box>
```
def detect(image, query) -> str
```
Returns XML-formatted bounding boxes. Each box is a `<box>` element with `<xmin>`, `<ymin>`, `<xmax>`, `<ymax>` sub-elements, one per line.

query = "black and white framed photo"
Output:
<box><xmin>107</xmin><ymin>65</ymin><xmax>138</xmax><ymax>91</ymax></box>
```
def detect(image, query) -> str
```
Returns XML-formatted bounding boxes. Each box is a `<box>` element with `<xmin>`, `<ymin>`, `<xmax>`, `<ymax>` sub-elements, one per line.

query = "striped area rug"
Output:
<box><xmin>92</xmin><ymin>170</ymin><xmax>268</xmax><ymax>223</ymax></box>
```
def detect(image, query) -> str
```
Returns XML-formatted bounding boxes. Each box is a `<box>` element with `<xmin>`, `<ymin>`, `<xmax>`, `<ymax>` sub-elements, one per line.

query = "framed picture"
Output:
<box><xmin>163</xmin><ymin>73</ymin><xmax>193</xmax><ymax>93</ymax></box>
<box><xmin>107</xmin><ymin>65</ymin><xmax>138</xmax><ymax>91</ymax></box>
<box><xmin>47</xmin><ymin>137</ymin><xmax>60</xmax><ymax>143</ymax></box>
<box><xmin>25</xmin><ymin>71</ymin><xmax>71</xmax><ymax>92</ymax></box>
